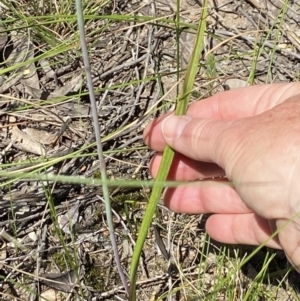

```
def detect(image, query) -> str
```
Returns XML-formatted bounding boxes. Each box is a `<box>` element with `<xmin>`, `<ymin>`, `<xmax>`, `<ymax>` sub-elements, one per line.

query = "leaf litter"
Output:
<box><xmin>0</xmin><ymin>0</ymin><xmax>299</xmax><ymax>300</ymax></box>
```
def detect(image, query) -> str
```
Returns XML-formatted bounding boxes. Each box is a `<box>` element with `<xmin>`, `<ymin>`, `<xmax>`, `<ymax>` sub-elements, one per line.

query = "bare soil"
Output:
<box><xmin>0</xmin><ymin>0</ymin><xmax>299</xmax><ymax>300</ymax></box>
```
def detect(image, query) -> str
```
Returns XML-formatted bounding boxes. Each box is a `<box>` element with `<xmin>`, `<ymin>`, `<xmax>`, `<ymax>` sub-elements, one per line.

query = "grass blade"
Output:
<box><xmin>129</xmin><ymin>1</ymin><xmax>208</xmax><ymax>299</ymax></box>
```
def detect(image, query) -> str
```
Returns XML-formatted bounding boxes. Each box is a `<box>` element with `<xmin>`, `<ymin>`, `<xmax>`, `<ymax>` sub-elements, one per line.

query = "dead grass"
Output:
<box><xmin>0</xmin><ymin>0</ymin><xmax>300</xmax><ymax>300</ymax></box>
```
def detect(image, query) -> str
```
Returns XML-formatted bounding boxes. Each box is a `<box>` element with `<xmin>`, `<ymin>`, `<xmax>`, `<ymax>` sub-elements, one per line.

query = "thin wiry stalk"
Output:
<box><xmin>75</xmin><ymin>0</ymin><xmax>129</xmax><ymax>295</ymax></box>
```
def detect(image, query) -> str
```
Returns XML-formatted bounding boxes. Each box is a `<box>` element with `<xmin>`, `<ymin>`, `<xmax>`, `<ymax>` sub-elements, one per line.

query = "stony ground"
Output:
<box><xmin>0</xmin><ymin>0</ymin><xmax>300</xmax><ymax>300</ymax></box>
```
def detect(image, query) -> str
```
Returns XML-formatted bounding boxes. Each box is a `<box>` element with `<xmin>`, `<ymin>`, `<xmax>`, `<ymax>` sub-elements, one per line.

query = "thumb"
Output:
<box><xmin>161</xmin><ymin>114</ymin><xmax>240</xmax><ymax>170</ymax></box>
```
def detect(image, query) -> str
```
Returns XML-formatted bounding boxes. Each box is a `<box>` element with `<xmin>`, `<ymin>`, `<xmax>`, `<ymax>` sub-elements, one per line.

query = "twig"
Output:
<box><xmin>74</xmin><ymin>0</ymin><xmax>129</xmax><ymax>295</ymax></box>
<box><xmin>245</xmin><ymin>0</ymin><xmax>300</xmax><ymax>51</ymax></box>
<box><xmin>119</xmin><ymin>26</ymin><xmax>157</xmax><ymax>127</ymax></box>
<box><xmin>98</xmin><ymin>265</ymin><xmax>198</xmax><ymax>299</ymax></box>
<box><xmin>207</xmin><ymin>29</ymin><xmax>300</xmax><ymax>60</ymax></box>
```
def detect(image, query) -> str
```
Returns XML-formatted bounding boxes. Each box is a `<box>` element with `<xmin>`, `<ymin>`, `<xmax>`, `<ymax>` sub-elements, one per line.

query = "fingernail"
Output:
<box><xmin>161</xmin><ymin>115</ymin><xmax>191</xmax><ymax>140</ymax></box>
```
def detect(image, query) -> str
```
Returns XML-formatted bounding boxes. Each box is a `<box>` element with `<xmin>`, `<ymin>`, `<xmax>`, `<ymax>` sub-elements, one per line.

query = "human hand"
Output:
<box><xmin>143</xmin><ymin>82</ymin><xmax>300</xmax><ymax>270</ymax></box>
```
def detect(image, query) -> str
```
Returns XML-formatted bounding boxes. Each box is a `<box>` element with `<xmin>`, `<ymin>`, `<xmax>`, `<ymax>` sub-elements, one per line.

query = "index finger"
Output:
<box><xmin>187</xmin><ymin>82</ymin><xmax>300</xmax><ymax>119</ymax></box>
<box><xmin>144</xmin><ymin>82</ymin><xmax>300</xmax><ymax>151</ymax></box>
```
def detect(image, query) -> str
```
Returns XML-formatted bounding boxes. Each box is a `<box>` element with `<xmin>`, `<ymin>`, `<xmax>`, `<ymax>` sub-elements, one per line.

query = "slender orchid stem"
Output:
<box><xmin>75</xmin><ymin>0</ymin><xmax>129</xmax><ymax>295</ymax></box>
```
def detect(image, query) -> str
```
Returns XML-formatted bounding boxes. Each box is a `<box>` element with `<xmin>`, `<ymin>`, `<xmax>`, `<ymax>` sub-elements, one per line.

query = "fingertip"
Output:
<box><xmin>276</xmin><ymin>219</ymin><xmax>300</xmax><ymax>271</ymax></box>
<box><xmin>142</xmin><ymin>119</ymin><xmax>155</xmax><ymax>146</ymax></box>
<box><xmin>161</xmin><ymin>115</ymin><xmax>192</xmax><ymax>142</ymax></box>
<box><xmin>143</xmin><ymin>115</ymin><xmax>170</xmax><ymax>150</ymax></box>
<box><xmin>206</xmin><ymin>214</ymin><xmax>281</xmax><ymax>249</ymax></box>
<box><xmin>148</xmin><ymin>154</ymin><xmax>160</xmax><ymax>179</ymax></box>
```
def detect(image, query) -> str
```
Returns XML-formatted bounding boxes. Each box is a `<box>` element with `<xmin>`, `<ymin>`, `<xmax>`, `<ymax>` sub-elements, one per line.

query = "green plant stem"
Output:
<box><xmin>129</xmin><ymin>1</ymin><xmax>208</xmax><ymax>300</ymax></box>
<box><xmin>75</xmin><ymin>0</ymin><xmax>129</xmax><ymax>295</ymax></box>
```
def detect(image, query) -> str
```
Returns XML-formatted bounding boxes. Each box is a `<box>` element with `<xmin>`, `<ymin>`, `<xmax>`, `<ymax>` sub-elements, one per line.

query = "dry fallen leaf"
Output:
<box><xmin>24</xmin><ymin>72</ymin><xmax>82</xmax><ymax>101</ymax></box>
<box><xmin>0</xmin><ymin>242</ymin><xmax>7</xmax><ymax>269</ymax></box>
<box><xmin>39</xmin><ymin>59</ymin><xmax>58</xmax><ymax>82</ymax></box>
<box><xmin>0</xmin><ymin>25</ymin><xmax>7</xmax><ymax>50</ymax></box>
<box><xmin>49</xmin><ymin>72</ymin><xmax>82</xmax><ymax>98</ymax></box>
<box><xmin>39</xmin><ymin>288</ymin><xmax>57</xmax><ymax>301</ymax></box>
<box><xmin>23</xmin><ymin>128</ymin><xmax>57</xmax><ymax>145</ymax></box>
<box><xmin>40</xmin><ymin>270</ymin><xmax>77</xmax><ymax>293</ymax></box>
<box><xmin>11</xmin><ymin>126</ymin><xmax>45</xmax><ymax>156</ymax></box>
<box><xmin>58</xmin><ymin>201</ymin><xmax>80</xmax><ymax>234</ymax></box>
<box><xmin>7</xmin><ymin>34</ymin><xmax>39</xmax><ymax>90</ymax></box>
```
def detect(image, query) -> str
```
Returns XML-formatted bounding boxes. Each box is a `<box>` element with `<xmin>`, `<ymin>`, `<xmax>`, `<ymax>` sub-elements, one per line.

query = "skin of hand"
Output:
<box><xmin>143</xmin><ymin>82</ymin><xmax>300</xmax><ymax>271</ymax></box>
